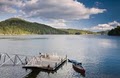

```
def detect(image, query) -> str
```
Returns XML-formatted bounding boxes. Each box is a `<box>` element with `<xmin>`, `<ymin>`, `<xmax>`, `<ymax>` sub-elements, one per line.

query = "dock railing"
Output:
<box><xmin>0</xmin><ymin>52</ymin><xmax>67</xmax><ymax>71</ymax></box>
<box><xmin>0</xmin><ymin>52</ymin><xmax>32</xmax><ymax>67</ymax></box>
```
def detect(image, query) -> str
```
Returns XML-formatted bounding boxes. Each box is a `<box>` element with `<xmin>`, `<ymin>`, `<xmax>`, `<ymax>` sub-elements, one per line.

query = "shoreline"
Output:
<box><xmin>0</xmin><ymin>33</ymin><xmax>99</xmax><ymax>36</ymax></box>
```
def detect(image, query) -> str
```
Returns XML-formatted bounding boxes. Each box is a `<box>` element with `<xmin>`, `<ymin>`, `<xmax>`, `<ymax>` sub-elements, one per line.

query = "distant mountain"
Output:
<box><xmin>0</xmin><ymin>18</ymin><xmax>68</xmax><ymax>35</ymax></box>
<box><xmin>60</xmin><ymin>29</ymin><xmax>96</xmax><ymax>35</ymax></box>
<box><xmin>97</xmin><ymin>30</ymin><xmax>109</xmax><ymax>35</ymax></box>
<box><xmin>108</xmin><ymin>26</ymin><xmax>120</xmax><ymax>36</ymax></box>
<box><xmin>0</xmin><ymin>18</ymin><xmax>97</xmax><ymax>35</ymax></box>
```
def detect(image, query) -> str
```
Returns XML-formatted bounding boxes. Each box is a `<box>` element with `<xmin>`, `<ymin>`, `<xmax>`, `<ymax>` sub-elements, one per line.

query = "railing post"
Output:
<box><xmin>0</xmin><ymin>54</ymin><xmax>1</xmax><ymax>61</ymax></box>
<box><xmin>3</xmin><ymin>54</ymin><xmax>6</xmax><ymax>63</ymax></box>
<box><xmin>25</xmin><ymin>56</ymin><xmax>28</xmax><ymax>65</ymax></box>
<box><xmin>14</xmin><ymin>55</ymin><xmax>17</xmax><ymax>66</ymax></box>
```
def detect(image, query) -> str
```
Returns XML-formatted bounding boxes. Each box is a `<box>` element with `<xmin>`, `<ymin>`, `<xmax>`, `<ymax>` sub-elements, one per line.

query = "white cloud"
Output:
<box><xmin>0</xmin><ymin>0</ymin><xmax>106</xmax><ymax>28</ymax></box>
<box><xmin>0</xmin><ymin>5</ymin><xmax>17</xmax><ymax>13</ymax></box>
<box><xmin>0</xmin><ymin>0</ymin><xmax>24</xmax><ymax>13</ymax></box>
<box><xmin>48</xmin><ymin>19</ymin><xmax>67</xmax><ymax>28</ymax></box>
<box><xmin>21</xmin><ymin>0</ymin><xmax>106</xmax><ymax>20</ymax></box>
<box><xmin>0</xmin><ymin>0</ymin><xmax>106</xmax><ymax>20</ymax></box>
<box><xmin>0</xmin><ymin>0</ymin><xmax>24</xmax><ymax>6</ymax></box>
<box><xmin>90</xmin><ymin>21</ymin><xmax>120</xmax><ymax>31</ymax></box>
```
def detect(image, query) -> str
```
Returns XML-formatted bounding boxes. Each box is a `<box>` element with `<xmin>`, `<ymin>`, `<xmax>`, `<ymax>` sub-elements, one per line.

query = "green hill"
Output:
<box><xmin>0</xmin><ymin>18</ymin><xmax>96</xmax><ymax>35</ymax></box>
<box><xmin>0</xmin><ymin>18</ymin><xmax>68</xmax><ymax>35</ymax></box>
<box><xmin>60</xmin><ymin>29</ymin><xmax>96</xmax><ymax>35</ymax></box>
<box><xmin>108</xmin><ymin>26</ymin><xmax>120</xmax><ymax>36</ymax></box>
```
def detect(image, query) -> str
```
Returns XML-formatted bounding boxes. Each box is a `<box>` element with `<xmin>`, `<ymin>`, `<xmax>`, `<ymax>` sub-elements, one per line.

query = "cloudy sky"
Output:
<box><xmin>0</xmin><ymin>0</ymin><xmax>120</xmax><ymax>31</ymax></box>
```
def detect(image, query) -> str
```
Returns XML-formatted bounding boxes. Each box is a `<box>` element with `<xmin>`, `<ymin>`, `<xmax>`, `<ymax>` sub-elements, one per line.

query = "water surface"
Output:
<box><xmin>0</xmin><ymin>35</ymin><xmax>120</xmax><ymax>78</ymax></box>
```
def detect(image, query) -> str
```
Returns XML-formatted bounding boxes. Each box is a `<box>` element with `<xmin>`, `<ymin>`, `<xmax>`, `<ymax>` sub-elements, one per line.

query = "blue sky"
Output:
<box><xmin>72</xmin><ymin>0</ymin><xmax>120</xmax><ymax>29</ymax></box>
<box><xmin>0</xmin><ymin>0</ymin><xmax>120</xmax><ymax>31</ymax></box>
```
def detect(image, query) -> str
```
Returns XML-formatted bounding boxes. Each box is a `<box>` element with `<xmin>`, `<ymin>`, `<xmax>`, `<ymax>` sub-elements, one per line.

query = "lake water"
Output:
<box><xmin>0</xmin><ymin>35</ymin><xmax>120</xmax><ymax>78</ymax></box>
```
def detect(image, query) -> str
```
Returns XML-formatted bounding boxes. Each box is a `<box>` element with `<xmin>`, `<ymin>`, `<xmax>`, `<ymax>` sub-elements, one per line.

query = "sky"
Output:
<box><xmin>0</xmin><ymin>0</ymin><xmax>120</xmax><ymax>31</ymax></box>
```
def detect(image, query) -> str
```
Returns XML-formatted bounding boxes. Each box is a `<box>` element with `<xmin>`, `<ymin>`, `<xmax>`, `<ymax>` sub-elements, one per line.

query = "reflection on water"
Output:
<box><xmin>24</xmin><ymin>69</ymin><xmax>57</xmax><ymax>78</ymax></box>
<box><xmin>23</xmin><ymin>62</ymin><xmax>85</xmax><ymax>78</ymax></box>
<box><xmin>0</xmin><ymin>35</ymin><xmax>48</xmax><ymax>41</ymax></box>
<box><xmin>0</xmin><ymin>35</ymin><xmax>120</xmax><ymax>78</ymax></box>
<box><xmin>72</xmin><ymin>72</ymin><xmax>84</xmax><ymax>78</ymax></box>
<box><xmin>24</xmin><ymin>69</ymin><xmax>40</xmax><ymax>78</ymax></box>
<box><xmin>23</xmin><ymin>60</ymin><xmax>67</xmax><ymax>78</ymax></box>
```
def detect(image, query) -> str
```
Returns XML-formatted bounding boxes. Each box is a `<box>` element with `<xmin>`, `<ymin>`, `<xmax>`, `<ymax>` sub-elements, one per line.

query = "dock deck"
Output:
<box><xmin>23</xmin><ymin>54</ymin><xmax>67</xmax><ymax>71</ymax></box>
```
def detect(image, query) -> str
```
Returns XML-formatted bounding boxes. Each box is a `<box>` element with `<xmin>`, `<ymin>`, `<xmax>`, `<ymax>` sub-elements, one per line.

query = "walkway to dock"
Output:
<box><xmin>0</xmin><ymin>53</ymin><xmax>32</xmax><ymax>67</ymax></box>
<box><xmin>0</xmin><ymin>52</ymin><xmax>67</xmax><ymax>72</ymax></box>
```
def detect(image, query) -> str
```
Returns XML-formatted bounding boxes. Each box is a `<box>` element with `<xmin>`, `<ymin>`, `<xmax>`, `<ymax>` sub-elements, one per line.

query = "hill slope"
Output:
<box><xmin>61</xmin><ymin>29</ymin><xmax>96</xmax><ymax>35</ymax></box>
<box><xmin>108</xmin><ymin>26</ymin><xmax>120</xmax><ymax>36</ymax></box>
<box><xmin>97</xmin><ymin>30</ymin><xmax>109</xmax><ymax>35</ymax></box>
<box><xmin>0</xmin><ymin>18</ymin><xmax>67</xmax><ymax>35</ymax></box>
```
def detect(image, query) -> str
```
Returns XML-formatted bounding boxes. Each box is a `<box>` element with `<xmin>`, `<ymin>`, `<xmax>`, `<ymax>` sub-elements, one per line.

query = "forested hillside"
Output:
<box><xmin>108</xmin><ymin>26</ymin><xmax>120</xmax><ymax>36</ymax></box>
<box><xmin>61</xmin><ymin>29</ymin><xmax>95</xmax><ymax>35</ymax></box>
<box><xmin>0</xmin><ymin>18</ymin><xmax>67</xmax><ymax>35</ymax></box>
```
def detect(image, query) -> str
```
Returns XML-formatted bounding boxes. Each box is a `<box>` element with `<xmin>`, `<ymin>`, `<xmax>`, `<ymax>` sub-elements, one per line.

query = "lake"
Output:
<box><xmin>0</xmin><ymin>35</ymin><xmax>120</xmax><ymax>78</ymax></box>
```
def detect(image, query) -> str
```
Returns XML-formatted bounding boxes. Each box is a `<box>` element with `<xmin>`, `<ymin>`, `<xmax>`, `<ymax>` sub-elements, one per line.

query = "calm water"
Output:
<box><xmin>0</xmin><ymin>35</ymin><xmax>120</xmax><ymax>78</ymax></box>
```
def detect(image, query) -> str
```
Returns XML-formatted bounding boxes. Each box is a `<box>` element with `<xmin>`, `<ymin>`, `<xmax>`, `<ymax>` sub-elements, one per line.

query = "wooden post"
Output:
<box><xmin>25</xmin><ymin>56</ymin><xmax>28</xmax><ymax>65</ymax></box>
<box><xmin>14</xmin><ymin>55</ymin><xmax>17</xmax><ymax>66</ymax></box>
<box><xmin>55</xmin><ymin>62</ymin><xmax>57</xmax><ymax>67</ymax></box>
<box><xmin>3</xmin><ymin>54</ymin><xmax>6</xmax><ymax>63</ymax></box>
<box><xmin>0</xmin><ymin>54</ymin><xmax>1</xmax><ymax>61</ymax></box>
<box><xmin>66</xmin><ymin>55</ymin><xmax>67</xmax><ymax>59</ymax></box>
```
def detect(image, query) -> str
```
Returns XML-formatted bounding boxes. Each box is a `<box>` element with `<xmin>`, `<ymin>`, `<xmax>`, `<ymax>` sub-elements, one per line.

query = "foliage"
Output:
<box><xmin>97</xmin><ymin>30</ymin><xmax>109</xmax><ymax>35</ymax></box>
<box><xmin>60</xmin><ymin>29</ymin><xmax>96</xmax><ymax>35</ymax></box>
<box><xmin>108</xmin><ymin>26</ymin><xmax>120</xmax><ymax>36</ymax></box>
<box><xmin>0</xmin><ymin>18</ymin><xmax>97</xmax><ymax>35</ymax></box>
<box><xmin>0</xmin><ymin>18</ymin><xmax>68</xmax><ymax>35</ymax></box>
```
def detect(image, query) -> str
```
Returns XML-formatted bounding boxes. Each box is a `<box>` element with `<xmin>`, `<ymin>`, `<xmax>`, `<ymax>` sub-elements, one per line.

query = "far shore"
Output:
<box><xmin>0</xmin><ymin>34</ymin><xmax>103</xmax><ymax>36</ymax></box>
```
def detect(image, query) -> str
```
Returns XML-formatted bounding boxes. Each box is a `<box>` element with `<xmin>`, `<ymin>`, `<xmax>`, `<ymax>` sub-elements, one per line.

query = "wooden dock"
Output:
<box><xmin>23</xmin><ymin>53</ymin><xmax>67</xmax><ymax>71</ymax></box>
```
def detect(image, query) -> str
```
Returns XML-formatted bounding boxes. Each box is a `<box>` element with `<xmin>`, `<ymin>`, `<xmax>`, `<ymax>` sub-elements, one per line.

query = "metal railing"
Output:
<box><xmin>0</xmin><ymin>53</ymin><xmax>33</xmax><ymax>67</ymax></box>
